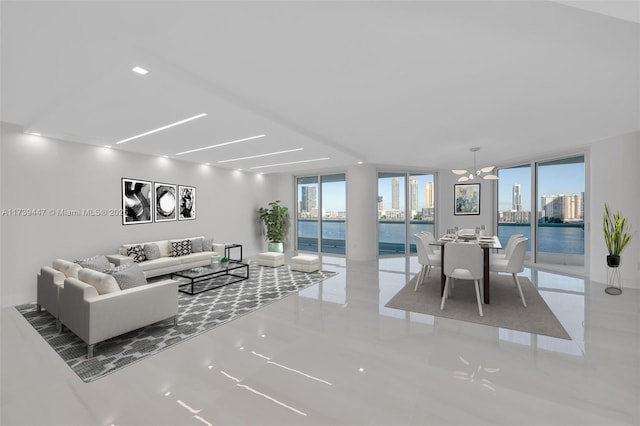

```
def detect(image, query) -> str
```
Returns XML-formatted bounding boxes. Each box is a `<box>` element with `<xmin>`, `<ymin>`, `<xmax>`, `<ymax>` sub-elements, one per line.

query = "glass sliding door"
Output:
<box><xmin>536</xmin><ymin>155</ymin><xmax>585</xmax><ymax>266</ymax></box>
<box><xmin>378</xmin><ymin>172</ymin><xmax>436</xmax><ymax>255</ymax></box>
<box><xmin>378</xmin><ymin>173</ymin><xmax>406</xmax><ymax>255</ymax></box>
<box><xmin>296</xmin><ymin>176</ymin><xmax>319</xmax><ymax>252</ymax></box>
<box><xmin>408</xmin><ymin>173</ymin><xmax>435</xmax><ymax>253</ymax></box>
<box><xmin>497</xmin><ymin>164</ymin><xmax>532</xmax><ymax>254</ymax></box>
<box><xmin>321</xmin><ymin>174</ymin><xmax>346</xmax><ymax>254</ymax></box>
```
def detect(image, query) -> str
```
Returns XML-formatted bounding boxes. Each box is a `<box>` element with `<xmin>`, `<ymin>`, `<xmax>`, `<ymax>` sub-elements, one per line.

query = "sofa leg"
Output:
<box><xmin>173</xmin><ymin>315</ymin><xmax>178</xmax><ymax>327</ymax></box>
<box><xmin>87</xmin><ymin>344</ymin><xmax>94</xmax><ymax>359</ymax></box>
<box><xmin>56</xmin><ymin>319</ymin><xmax>62</xmax><ymax>332</ymax></box>
<box><xmin>37</xmin><ymin>304</ymin><xmax>42</xmax><ymax>313</ymax></box>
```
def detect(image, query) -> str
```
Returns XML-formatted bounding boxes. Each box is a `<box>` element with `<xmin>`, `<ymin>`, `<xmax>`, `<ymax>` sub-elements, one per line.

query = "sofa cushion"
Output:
<box><xmin>203</xmin><ymin>237</ymin><xmax>213</xmax><ymax>251</ymax></box>
<box><xmin>136</xmin><ymin>256</ymin><xmax>181</xmax><ymax>272</ymax></box>
<box><xmin>53</xmin><ymin>259</ymin><xmax>83</xmax><ymax>279</ymax></box>
<box><xmin>143</xmin><ymin>243</ymin><xmax>161</xmax><ymax>261</ymax></box>
<box><xmin>180</xmin><ymin>252</ymin><xmax>215</xmax><ymax>264</ymax></box>
<box><xmin>110</xmin><ymin>263</ymin><xmax>148</xmax><ymax>290</ymax></box>
<box><xmin>75</xmin><ymin>254</ymin><xmax>112</xmax><ymax>272</ymax></box>
<box><xmin>170</xmin><ymin>239</ymin><xmax>192</xmax><ymax>257</ymax></box>
<box><xmin>120</xmin><ymin>240</ymin><xmax>171</xmax><ymax>257</ymax></box>
<box><xmin>127</xmin><ymin>245</ymin><xmax>147</xmax><ymax>263</ymax></box>
<box><xmin>78</xmin><ymin>268</ymin><xmax>120</xmax><ymax>295</ymax></box>
<box><xmin>191</xmin><ymin>237</ymin><xmax>204</xmax><ymax>253</ymax></box>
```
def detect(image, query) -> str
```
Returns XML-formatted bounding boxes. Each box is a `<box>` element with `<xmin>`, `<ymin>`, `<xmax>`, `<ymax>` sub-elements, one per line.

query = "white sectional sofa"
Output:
<box><xmin>106</xmin><ymin>236</ymin><xmax>225</xmax><ymax>278</ymax></box>
<box><xmin>60</xmin><ymin>268</ymin><xmax>179</xmax><ymax>358</ymax></box>
<box><xmin>37</xmin><ymin>259</ymin><xmax>84</xmax><ymax>326</ymax></box>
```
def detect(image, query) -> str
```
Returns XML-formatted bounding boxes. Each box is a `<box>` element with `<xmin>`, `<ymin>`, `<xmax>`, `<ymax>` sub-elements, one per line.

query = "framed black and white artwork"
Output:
<box><xmin>154</xmin><ymin>182</ymin><xmax>177</xmax><ymax>222</ymax></box>
<box><xmin>178</xmin><ymin>185</ymin><xmax>196</xmax><ymax>220</ymax></box>
<box><xmin>121</xmin><ymin>178</ymin><xmax>152</xmax><ymax>225</ymax></box>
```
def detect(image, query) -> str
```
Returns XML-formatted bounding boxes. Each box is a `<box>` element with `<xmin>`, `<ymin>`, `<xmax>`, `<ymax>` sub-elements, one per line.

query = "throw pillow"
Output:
<box><xmin>171</xmin><ymin>239</ymin><xmax>192</xmax><ymax>257</ymax></box>
<box><xmin>203</xmin><ymin>238</ymin><xmax>213</xmax><ymax>252</ymax></box>
<box><xmin>78</xmin><ymin>268</ymin><xmax>120</xmax><ymax>295</ymax></box>
<box><xmin>110</xmin><ymin>263</ymin><xmax>148</xmax><ymax>290</ymax></box>
<box><xmin>143</xmin><ymin>243</ymin><xmax>161</xmax><ymax>261</ymax></box>
<box><xmin>127</xmin><ymin>245</ymin><xmax>147</xmax><ymax>263</ymax></box>
<box><xmin>191</xmin><ymin>238</ymin><xmax>203</xmax><ymax>253</ymax></box>
<box><xmin>75</xmin><ymin>254</ymin><xmax>112</xmax><ymax>272</ymax></box>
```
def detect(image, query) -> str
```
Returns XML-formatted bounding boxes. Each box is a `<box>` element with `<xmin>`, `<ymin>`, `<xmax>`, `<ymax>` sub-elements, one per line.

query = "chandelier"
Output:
<box><xmin>451</xmin><ymin>147</ymin><xmax>498</xmax><ymax>182</ymax></box>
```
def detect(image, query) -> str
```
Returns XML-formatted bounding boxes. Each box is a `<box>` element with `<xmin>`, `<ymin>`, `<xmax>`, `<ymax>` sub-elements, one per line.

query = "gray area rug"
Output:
<box><xmin>16</xmin><ymin>262</ymin><xmax>337</xmax><ymax>382</ymax></box>
<box><xmin>385</xmin><ymin>273</ymin><xmax>571</xmax><ymax>340</ymax></box>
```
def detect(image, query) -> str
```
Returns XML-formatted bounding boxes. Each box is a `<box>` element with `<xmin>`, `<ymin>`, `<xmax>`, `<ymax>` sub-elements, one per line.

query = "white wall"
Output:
<box><xmin>589</xmin><ymin>131</ymin><xmax>640</xmax><ymax>289</ymax></box>
<box><xmin>0</xmin><ymin>123</ymin><xmax>279</xmax><ymax>306</ymax></box>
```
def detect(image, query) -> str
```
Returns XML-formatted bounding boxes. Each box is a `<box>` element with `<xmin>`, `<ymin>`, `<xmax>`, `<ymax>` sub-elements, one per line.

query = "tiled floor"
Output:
<box><xmin>2</xmin><ymin>255</ymin><xmax>639</xmax><ymax>425</ymax></box>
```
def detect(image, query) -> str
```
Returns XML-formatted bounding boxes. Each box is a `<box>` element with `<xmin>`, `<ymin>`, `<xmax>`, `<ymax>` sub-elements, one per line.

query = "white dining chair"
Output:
<box><xmin>490</xmin><ymin>237</ymin><xmax>528</xmax><ymax>307</ymax></box>
<box><xmin>440</xmin><ymin>242</ymin><xmax>484</xmax><ymax>316</ymax></box>
<box><xmin>418</xmin><ymin>231</ymin><xmax>441</xmax><ymax>256</ymax></box>
<box><xmin>414</xmin><ymin>233</ymin><xmax>441</xmax><ymax>291</ymax></box>
<box><xmin>491</xmin><ymin>234</ymin><xmax>524</xmax><ymax>261</ymax></box>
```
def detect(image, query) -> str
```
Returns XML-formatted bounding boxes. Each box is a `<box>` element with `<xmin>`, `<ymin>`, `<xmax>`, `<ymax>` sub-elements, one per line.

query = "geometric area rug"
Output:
<box><xmin>15</xmin><ymin>261</ymin><xmax>337</xmax><ymax>382</ymax></box>
<box><xmin>385</xmin><ymin>273</ymin><xmax>571</xmax><ymax>340</ymax></box>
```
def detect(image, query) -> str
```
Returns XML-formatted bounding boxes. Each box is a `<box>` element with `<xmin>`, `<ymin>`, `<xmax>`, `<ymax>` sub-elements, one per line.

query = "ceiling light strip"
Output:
<box><xmin>218</xmin><ymin>148</ymin><xmax>303</xmax><ymax>164</ymax></box>
<box><xmin>116</xmin><ymin>113</ymin><xmax>207</xmax><ymax>144</ymax></box>
<box><xmin>176</xmin><ymin>134</ymin><xmax>266</xmax><ymax>156</ymax></box>
<box><xmin>249</xmin><ymin>157</ymin><xmax>330</xmax><ymax>170</ymax></box>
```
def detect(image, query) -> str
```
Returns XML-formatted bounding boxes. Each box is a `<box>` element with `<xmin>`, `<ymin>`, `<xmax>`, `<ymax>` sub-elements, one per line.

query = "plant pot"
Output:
<box><xmin>268</xmin><ymin>242</ymin><xmax>283</xmax><ymax>253</ymax></box>
<box><xmin>606</xmin><ymin>255</ymin><xmax>621</xmax><ymax>267</ymax></box>
<box><xmin>220</xmin><ymin>261</ymin><xmax>229</xmax><ymax>269</ymax></box>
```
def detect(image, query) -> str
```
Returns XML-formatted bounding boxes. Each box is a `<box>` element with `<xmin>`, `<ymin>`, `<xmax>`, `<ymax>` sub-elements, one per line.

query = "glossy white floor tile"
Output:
<box><xmin>2</xmin><ymin>255</ymin><xmax>639</xmax><ymax>425</ymax></box>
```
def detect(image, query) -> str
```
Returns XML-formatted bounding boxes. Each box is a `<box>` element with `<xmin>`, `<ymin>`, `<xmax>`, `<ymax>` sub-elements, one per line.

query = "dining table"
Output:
<box><xmin>431</xmin><ymin>235</ymin><xmax>502</xmax><ymax>304</ymax></box>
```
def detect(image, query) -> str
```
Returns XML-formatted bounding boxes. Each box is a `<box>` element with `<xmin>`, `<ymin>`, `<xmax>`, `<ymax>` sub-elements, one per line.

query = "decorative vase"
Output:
<box><xmin>220</xmin><ymin>261</ymin><xmax>229</xmax><ymax>269</ymax></box>
<box><xmin>606</xmin><ymin>255</ymin><xmax>621</xmax><ymax>267</ymax></box>
<box><xmin>268</xmin><ymin>242</ymin><xmax>283</xmax><ymax>253</ymax></box>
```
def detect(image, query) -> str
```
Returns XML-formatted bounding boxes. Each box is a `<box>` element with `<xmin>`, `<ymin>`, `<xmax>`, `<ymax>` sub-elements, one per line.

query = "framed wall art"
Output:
<box><xmin>154</xmin><ymin>182</ymin><xmax>177</xmax><ymax>222</ymax></box>
<box><xmin>178</xmin><ymin>185</ymin><xmax>196</xmax><ymax>220</ymax></box>
<box><xmin>122</xmin><ymin>178</ymin><xmax>152</xmax><ymax>225</ymax></box>
<box><xmin>454</xmin><ymin>183</ymin><xmax>480</xmax><ymax>215</ymax></box>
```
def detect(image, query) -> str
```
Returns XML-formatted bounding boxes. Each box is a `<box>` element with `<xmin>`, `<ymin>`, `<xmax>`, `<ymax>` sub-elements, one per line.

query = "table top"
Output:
<box><xmin>434</xmin><ymin>235</ymin><xmax>502</xmax><ymax>249</ymax></box>
<box><xmin>173</xmin><ymin>261</ymin><xmax>248</xmax><ymax>278</ymax></box>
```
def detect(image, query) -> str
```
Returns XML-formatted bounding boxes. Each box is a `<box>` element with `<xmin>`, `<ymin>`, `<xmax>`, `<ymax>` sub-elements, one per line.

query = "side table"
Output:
<box><xmin>225</xmin><ymin>244</ymin><xmax>243</xmax><ymax>262</ymax></box>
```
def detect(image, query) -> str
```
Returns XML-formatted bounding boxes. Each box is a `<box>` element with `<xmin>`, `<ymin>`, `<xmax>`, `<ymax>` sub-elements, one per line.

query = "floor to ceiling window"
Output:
<box><xmin>496</xmin><ymin>154</ymin><xmax>585</xmax><ymax>267</ymax></box>
<box><xmin>536</xmin><ymin>155</ymin><xmax>585</xmax><ymax>266</ymax></box>
<box><xmin>378</xmin><ymin>172</ymin><xmax>436</xmax><ymax>255</ymax></box>
<box><xmin>296</xmin><ymin>174</ymin><xmax>346</xmax><ymax>254</ymax></box>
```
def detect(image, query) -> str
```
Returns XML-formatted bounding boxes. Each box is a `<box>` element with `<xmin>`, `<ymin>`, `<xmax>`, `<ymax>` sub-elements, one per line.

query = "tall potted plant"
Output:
<box><xmin>603</xmin><ymin>203</ymin><xmax>633</xmax><ymax>267</ymax></box>
<box><xmin>258</xmin><ymin>200</ymin><xmax>289</xmax><ymax>253</ymax></box>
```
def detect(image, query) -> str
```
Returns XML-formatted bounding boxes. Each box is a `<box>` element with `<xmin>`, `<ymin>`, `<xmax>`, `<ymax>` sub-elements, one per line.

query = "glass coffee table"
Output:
<box><xmin>171</xmin><ymin>261</ymin><xmax>249</xmax><ymax>295</ymax></box>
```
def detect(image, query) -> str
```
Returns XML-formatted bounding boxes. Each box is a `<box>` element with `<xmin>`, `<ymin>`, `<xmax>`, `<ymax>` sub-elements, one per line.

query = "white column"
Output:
<box><xmin>347</xmin><ymin>164</ymin><xmax>378</xmax><ymax>261</ymax></box>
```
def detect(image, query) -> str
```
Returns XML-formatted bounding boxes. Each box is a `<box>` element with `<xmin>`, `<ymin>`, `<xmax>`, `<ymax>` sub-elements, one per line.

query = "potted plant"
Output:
<box><xmin>219</xmin><ymin>257</ymin><xmax>230</xmax><ymax>269</ymax></box>
<box><xmin>258</xmin><ymin>200</ymin><xmax>289</xmax><ymax>253</ymax></box>
<box><xmin>603</xmin><ymin>203</ymin><xmax>633</xmax><ymax>268</ymax></box>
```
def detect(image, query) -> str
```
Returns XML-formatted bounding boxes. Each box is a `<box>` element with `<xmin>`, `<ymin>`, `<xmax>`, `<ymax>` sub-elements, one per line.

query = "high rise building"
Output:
<box><xmin>540</xmin><ymin>193</ymin><xmax>583</xmax><ymax>221</ymax></box>
<box><xmin>425</xmin><ymin>182</ymin><xmax>434</xmax><ymax>209</ymax></box>
<box><xmin>391</xmin><ymin>177</ymin><xmax>400</xmax><ymax>210</ymax></box>
<box><xmin>301</xmin><ymin>186</ymin><xmax>317</xmax><ymax>215</ymax></box>
<box><xmin>377</xmin><ymin>196</ymin><xmax>384</xmax><ymax>213</ymax></box>
<box><xmin>512</xmin><ymin>184</ymin><xmax>522</xmax><ymax>211</ymax></box>
<box><xmin>409</xmin><ymin>177</ymin><xmax>418</xmax><ymax>215</ymax></box>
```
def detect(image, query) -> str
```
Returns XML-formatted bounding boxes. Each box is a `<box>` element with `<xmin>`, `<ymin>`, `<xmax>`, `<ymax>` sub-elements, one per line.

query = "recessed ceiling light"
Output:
<box><xmin>249</xmin><ymin>157</ymin><xmax>330</xmax><ymax>170</ymax></box>
<box><xmin>237</xmin><ymin>168</ymin><xmax>243</xmax><ymax>171</ymax></box>
<box><xmin>162</xmin><ymin>155</ymin><xmax>169</xmax><ymax>158</ymax></box>
<box><xmin>357</xmin><ymin>161</ymin><xmax>363</xmax><ymax>164</ymax></box>
<box><xmin>218</xmin><ymin>148</ymin><xmax>303</xmax><ymax>164</ymax></box>
<box><xmin>31</xmin><ymin>132</ymin><xmax>41</xmax><ymax>136</ymax></box>
<box><xmin>104</xmin><ymin>145</ymin><xmax>112</xmax><ymax>149</ymax></box>
<box><xmin>175</xmin><ymin>134</ymin><xmax>266</xmax><ymax>156</ymax></box>
<box><xmin>116</xmin><ymin>113</ymin><xmax>207</xmax><ymax>144</ymax></box>
<box><xmin>132</xmin><ymin>66</ymin><xmax>149</xmax><ymax>75</ymax></box>
<box><xmin>204</xmin><ymin>162</ymin><xmax>210</xmax><ymax>166</ymax></box>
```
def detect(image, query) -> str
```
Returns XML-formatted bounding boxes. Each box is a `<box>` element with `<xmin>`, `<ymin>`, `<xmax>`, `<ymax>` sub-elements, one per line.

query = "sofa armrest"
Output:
<box><xmin>37</xmin><ymin>266</ymin><xmax>65</xmax><ymax>316</ymax></box>
<box><xmin>105</xmin><ymin>254</ymin><xmax>133</xmax><ymax>267</ymax></box>
<box><xmin>60</xmin><ymin>278</ymin><xmax>100</xmax><ymax>342</ymax></box>
<box><xmin>212</xmin><ymin>243</ymin><xmax>226</xmax><ymax>257</ymax></box>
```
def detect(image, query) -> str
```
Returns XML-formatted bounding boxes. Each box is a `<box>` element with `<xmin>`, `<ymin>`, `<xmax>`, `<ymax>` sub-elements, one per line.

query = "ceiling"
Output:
<box><xmin>2</xmin><ymin>1</ymin><xmax>638</xmax><ymax>174</ymax></box>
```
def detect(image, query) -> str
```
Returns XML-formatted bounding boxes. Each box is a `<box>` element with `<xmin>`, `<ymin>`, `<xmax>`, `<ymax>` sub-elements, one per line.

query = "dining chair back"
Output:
<box><xmin>413</xmin><ymin>234</ymin><xmax>441</xmax><ymax>291</ymax></box>
<box><xmin>440</xmin><ymin>242</ymin><xmax>484</xmax><ymax>316</ymax></box>
<box><xmin>490</xmin><ymin>237</ymin><xmax>528</xmax><ymax>307</ymax></box>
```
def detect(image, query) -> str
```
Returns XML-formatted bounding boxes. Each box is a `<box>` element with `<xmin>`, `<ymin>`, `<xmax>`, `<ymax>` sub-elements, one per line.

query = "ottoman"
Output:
<box><xmin>258</xmin><ymin>252</ymin><xmax>285</xmax><ymax>267</ymax></box>
<box><xmin>290</xmin><ymin>255</ymin><xmax>320</xmax><ymax>273</ymax></box>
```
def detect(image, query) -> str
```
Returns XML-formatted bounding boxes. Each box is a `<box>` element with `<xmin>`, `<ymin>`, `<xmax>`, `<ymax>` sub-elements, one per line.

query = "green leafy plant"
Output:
<box><xmin>258</xmin><ymin>200</ymin><xmax>289</xmax><ymax>243</ymax></box>
<box><xmin>603</xmin><ymin>203</ymin><xmax>633</xmax><ymax>256</ymax></box>
<box><xmin>220</xmin><ymin>257</ymin><xmax>230</xmax><ymax>263</ymax></box>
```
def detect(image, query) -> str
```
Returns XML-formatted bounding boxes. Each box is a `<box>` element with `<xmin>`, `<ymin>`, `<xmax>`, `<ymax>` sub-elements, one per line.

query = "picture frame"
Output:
<box><xmin>154</xmin><ymin>182</ymin><xmax>177</xmax><ymax>222</ymax></box>
<box><xmin>121</xmin><ymin>178</ymin><xmax>153</xmax><ymax>225</ymax></box>
<box><xmin>178</xmin><ymin>185</ymin><xmax>196</xmax><ymax>220</ymax></box>
<box><xmin>454</xmin><ymin>183</ymin><xmax>480</xmax><ymax>215</ymax></box>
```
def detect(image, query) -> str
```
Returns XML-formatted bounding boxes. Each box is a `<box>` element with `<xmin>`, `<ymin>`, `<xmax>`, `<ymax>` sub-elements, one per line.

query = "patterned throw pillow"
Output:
<box><xmin>127</xmin><ymin>245</ymin><xmax>147</xmax><ymax>263</ymax></box>
<box><xmin>191</xmin><ymin>238</ymin><xmax>203</xmax><ymax>253</ymax></box>
<box><xmin>171</xmin><ymin>240</ymin><xmax>192</xmax><ymax>257</ymax></box>
<box><xmin>109</xmin><ymin>263</ymin><xmax>148</xmax><ymax>290</ymax></box>
<box><xmin>143</xmin><ymin>243</ymin><xmax>161</xmax><ymax>261</ymax></box>
<box><xmin>75</xmin><ymin>254</ymin><xmax>112</xmax><ymax>272</ymax></box>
